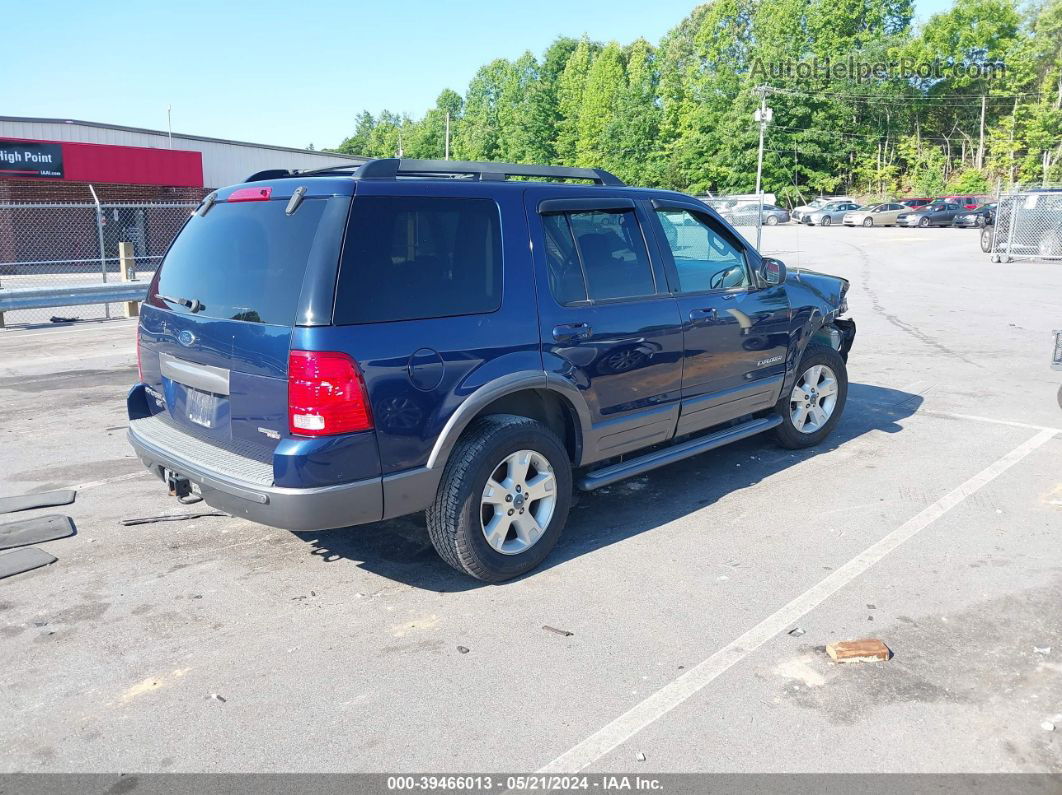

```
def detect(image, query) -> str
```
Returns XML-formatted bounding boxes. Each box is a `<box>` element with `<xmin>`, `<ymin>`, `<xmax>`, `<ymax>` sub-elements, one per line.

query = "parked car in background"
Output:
<box><xmin>791</xmin><ymin>198</ymin><xmax>827</xmax><ymax>223</ymax></box>
<box><xmin>897</xmin><ymin>202</ymin><xmax>963</xmax><ymax>227</ymax></box>
<box><xmin>723</xmin><ymin>203</ymin><xmax>790</xmax><ymax>226</ymax></box>
<box><xmin>792</xmin><ymin>197</ymin><xmax>855</xmax><ymax>223</ymax></box>
<box><xmin>944</xmin><ymin>195</ymin><xmax>988</xmax><ymax>210</ymax></box>
<box><xmin>804</xmin><ymin>201</ymin><xmax>862</xmax><ymax>226</ymax></box>
<box><xmin>953</xmin><ymin>204</ymin><xmax>996</xmax><ymax>228</ymax></box>
<box><xmin>843</xmin><ymin>202</ymin><xmax>906</xmax><ymax>227</ymax></box>
<box><xmin>900</xmin><ymin>198</ymin><xmax>934</xmax><ymax>208</ymax></box>
<box><xmin>126</xmin><ymin>157</ymin><xmax>857</xmax><ymax>582</ymax></box>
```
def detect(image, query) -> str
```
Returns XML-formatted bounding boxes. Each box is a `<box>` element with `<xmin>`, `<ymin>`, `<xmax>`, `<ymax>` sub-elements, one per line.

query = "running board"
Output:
<box><xmin>577</xmin><ymin>415</ymin><xmax>783</xmax><ymax>491</ymax></box>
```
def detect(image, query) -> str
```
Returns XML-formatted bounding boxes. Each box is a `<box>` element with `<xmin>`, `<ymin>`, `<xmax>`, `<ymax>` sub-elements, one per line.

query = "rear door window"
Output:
<box><xmin>334</xmin><ymin>197</ymin><xmax>502</xmax><ymax>324</ymax></box>
<box><xmin>152</xmin><ymin>197</ymin><xmax>334</xmax><ymax>325</ymax></box>
<box><xmin>542</xmin><ymin>209</ymin><xmax>656</xmax><ymax>304</ymax></box>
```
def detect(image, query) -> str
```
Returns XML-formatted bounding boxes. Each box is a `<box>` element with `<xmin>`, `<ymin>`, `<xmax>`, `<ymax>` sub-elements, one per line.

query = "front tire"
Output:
<box><xmin>765</xmin><ymin>215</ymin><xmax>779</xmax><ymax>226</ymax></box>
<box><xmin>821</xmin><ymin>216</ymin><xmax>832</xmax><ymax>226</ymax></box>
<box><xmin>980</xmin><ymin>227</ymin><xmax>993</xmax><ymax>253</ymax></box>
<box><xmin>774</xmin><ymin>345</ymin><xmax>848</xmax><ymax>449</ymax></box>
<box><xmin>918</xmin><ymin>217</ymin><xmax>930</xmax><ymax>228</ymax></box>
<box><xmin>862</xmin><ymin>217</ymin><xmax>874</xmax><ymax>227</ymax></box>
<box><xmin>426</xmin><ymin>415</ymin><xmax>572</xmax><ymax>583</ymax></box>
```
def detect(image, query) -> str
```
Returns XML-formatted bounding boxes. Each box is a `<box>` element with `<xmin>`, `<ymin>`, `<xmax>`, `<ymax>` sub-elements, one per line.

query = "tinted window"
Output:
<box><xmin>543</xmin><ymin>214</ymin><xmax>587</xmax><ymax>305</ymax></box>
<box><xmin>334</xmin><ymin>197</ymin><xmax>502</xmax><ymax>324</ymax></box>
<box><xmin>152</xmin><ymin>197</ymin><xmax>333</xmax><ymax>325</ymax></box>
<box><xmin>543</xmin><ymin>209</ymin><xmax>655</xmax><ymax>303</ymax></box>
<box><xmin>655</xmin><ymin>209</ymin><xmax>750</xmax><ymax>293</ymax></box>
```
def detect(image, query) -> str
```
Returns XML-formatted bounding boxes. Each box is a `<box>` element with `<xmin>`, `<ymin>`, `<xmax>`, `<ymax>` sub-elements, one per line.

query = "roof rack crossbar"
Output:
<box><xmin>355</xmin><ymin>158</ymin><xmax>626</xmax><ymax>186</ymax></box>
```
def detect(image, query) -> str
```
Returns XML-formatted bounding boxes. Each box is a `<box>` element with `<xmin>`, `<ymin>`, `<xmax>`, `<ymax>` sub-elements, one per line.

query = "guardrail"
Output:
<box><xmin>1</xmin><ymin>242</ymin><xmax>146</xmax><ymax>327</ymax></box>
<box><xmin>0</xmin><ymin>282</ymin><xmax>148</xmax><ymax>314</ymax></box>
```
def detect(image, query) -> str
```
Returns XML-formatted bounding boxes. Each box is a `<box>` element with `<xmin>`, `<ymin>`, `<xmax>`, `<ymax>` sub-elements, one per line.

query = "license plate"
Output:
<box><xmin>186</xmin><ymin>388</ymin><xmax>218</xmax><ymax>428</ymax></box>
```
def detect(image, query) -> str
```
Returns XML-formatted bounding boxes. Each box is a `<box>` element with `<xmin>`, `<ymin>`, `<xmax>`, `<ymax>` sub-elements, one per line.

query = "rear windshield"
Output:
<box><xmin>150</xmin><ymin>197</ymin><xmax>332</xmax><ymax>325</ymax></box>
<box><xmin>334</xmin><ymin>196</ymin><xmax>502</xmax><ymax>324</ymax></box>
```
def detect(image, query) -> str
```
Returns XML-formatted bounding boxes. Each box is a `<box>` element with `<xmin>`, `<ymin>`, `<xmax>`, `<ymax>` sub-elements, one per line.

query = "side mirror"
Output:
<box><xmin>760</xmin><ymin>257</ymin><xmax>786</xmax><ymax>286</ymax></box>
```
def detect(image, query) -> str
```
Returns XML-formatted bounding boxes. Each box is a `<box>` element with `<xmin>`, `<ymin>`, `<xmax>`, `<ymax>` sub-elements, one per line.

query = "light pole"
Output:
<box><xmin>754</xmin><ymin>88</ymin><xmax>773</xmax><ymax>250</ymax></box>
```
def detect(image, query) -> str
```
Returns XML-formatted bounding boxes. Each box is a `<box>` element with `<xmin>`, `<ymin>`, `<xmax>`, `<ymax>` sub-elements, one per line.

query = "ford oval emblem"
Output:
<box><xmin>177</xmin><ymin>330</ymin><xmax>196</xmax><ymax>348</ymax></box>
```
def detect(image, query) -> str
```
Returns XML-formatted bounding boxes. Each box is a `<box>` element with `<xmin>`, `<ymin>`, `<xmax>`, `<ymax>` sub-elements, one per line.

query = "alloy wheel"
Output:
<box><xmin>790</xmin><ymin>364</ymin><xmax>839</xmax><ymax>434</ymax></box>
<box><xmin>480</xmin><ymin>449</ymin><xmax>557</xmax><ymax>555</ymax></box>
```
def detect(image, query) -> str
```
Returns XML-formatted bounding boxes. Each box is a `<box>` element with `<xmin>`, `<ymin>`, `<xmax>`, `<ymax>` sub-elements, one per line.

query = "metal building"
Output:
<box><xmin>0</xmin><ymin>116</ymin><xmax>367</xmax><ymax>200</ymax></box>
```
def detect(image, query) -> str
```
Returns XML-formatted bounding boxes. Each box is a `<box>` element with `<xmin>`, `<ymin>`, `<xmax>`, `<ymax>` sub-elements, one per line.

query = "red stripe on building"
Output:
<box><xmin>2</xmin><ymin>137</ymin><xmax>204</xmax><ymax>187</ymax></box>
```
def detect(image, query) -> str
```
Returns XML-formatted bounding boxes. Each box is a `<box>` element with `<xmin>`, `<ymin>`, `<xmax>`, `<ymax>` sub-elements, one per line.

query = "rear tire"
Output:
<box><xmin>426</xmin><ymin>415</ymin><xmax>572</xmax><ymax>583</ymax></box>
<box><xmin>980</xmin><ymin>227</ymin><xmax>993</xmax><ymax>253</ymax></box>
<box><xmin>774</xmin><ymin>345</ymin><xmax>848</xmax><ymax>449</ymax></box>
<box><xmin>765</xmin><ymin>215</ymin><xmax>779</xmax><ymax>226</ymax></box>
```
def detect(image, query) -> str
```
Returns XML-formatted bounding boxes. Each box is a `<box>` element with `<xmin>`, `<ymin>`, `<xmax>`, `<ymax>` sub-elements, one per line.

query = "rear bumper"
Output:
<box><xmin>127</xmin><ymin>418</ymin><xmax>383</xmax><ymax>531</ymax></box>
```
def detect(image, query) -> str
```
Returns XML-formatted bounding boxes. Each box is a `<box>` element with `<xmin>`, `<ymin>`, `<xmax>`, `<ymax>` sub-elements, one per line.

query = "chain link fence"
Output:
<box><xmin>0</xmin><ymin>201</ymin><xmax>196</xmax><ymax>326</ymax></box>
<box><xmin>988</xmin><ymin>188</ymin><xmax>1062</xmax><ymax>263</ymax></box>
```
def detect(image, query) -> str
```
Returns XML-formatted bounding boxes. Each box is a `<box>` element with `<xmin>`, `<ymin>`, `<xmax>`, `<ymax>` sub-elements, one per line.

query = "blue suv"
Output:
<box><xmin>127</xmin><ymin>159</ymin><xmax>856</xmax><ymax>582</ymax></box>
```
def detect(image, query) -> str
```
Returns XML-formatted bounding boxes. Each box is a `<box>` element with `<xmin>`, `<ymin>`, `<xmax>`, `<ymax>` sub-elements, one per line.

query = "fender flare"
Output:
<box><xmin>425</xmin><ymin>372</ymin><xmax>592</xmax><ymax>470</ymax></box>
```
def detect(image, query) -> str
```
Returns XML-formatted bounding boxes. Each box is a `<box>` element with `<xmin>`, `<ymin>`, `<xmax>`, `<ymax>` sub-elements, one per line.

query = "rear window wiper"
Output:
<box><xmin>156</xmin><ymin>293</ymin><xmax>205</xmax><ymax>313</ymax></box>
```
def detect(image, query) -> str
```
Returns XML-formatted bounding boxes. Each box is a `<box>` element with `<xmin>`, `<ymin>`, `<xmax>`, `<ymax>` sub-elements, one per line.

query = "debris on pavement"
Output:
<box><xmin>788</xmin><ymin>627</ymin><xmax>806</xmax><ymax>637</ymax></box>
<box><xmin>457</xmin><ymin>646</ymin><xmax>470</xmax><ymax>654</ymax></box>
<box><xmin>1033</xmin><ymin>646</ymin><xmax>1051</xmax><ymax>655</ymax></box>
<box><xmin>636</xmin><ymin>753</ymin><xmax>646</xmax><ymax>762</ymax></box>
<box><xmin>543</xmin><ymin>625</ymin><xmax>574</xmax><ymax>637</ymax></box>
<box><xmin>49</xmin><ymin>315</ymin><xmax>81</xmax><ymax>324</ymax></box>
<box><xmin>0</xmin><ymin>547</ymin><xmax>58</xmax><ymax>580</ymax></box>
<box><xmin>826</xmin><ymin>639</ymin><xmax>892</xmax><ymax>663</ymax></box>
<box><xmin>0</xmin><ymin>490</ymin><xmax>76</xmax><ymax>515</ymax></box>
<box><xmin>208</xmin><ymin>693</ymin><xmax>227</xmax><ymax>703</ymax></box>
<box><xmin>1041</xmin><ymin>721</ymin><xmax>1055</xmax><ymax>732</ymax></box>
<box><xmin>121</xmin><ymin>512</ymin><xmax>228</xmax><ymax>526</ymax></box>
<box><xmin>0</xmin><ymin>514</ymin><xmax>75</xmax><ymax>550</ymax></box>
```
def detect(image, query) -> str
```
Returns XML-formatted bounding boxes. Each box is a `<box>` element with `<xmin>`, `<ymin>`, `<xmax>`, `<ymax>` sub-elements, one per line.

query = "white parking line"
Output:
<box><xmin>68</xmin><ymin>471</ymin><xmax>145</xmax><ymax>491</ymax></box>
<box><xmin>538</xmin><ymin>428</ymin><xmax>1057</xmax><ymax>773</ymax></box>
<box><xmin>921</xmin><ymin>409</ymin><xmax>1061</xmax><ymax>434</ymax></box>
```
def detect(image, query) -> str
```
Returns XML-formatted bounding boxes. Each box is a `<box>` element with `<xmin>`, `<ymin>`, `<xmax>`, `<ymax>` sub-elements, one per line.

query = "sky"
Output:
<box><xmin>1</xmin><ymin>0</ymin><xmax>956</xmax><ymax>151</ymax></box>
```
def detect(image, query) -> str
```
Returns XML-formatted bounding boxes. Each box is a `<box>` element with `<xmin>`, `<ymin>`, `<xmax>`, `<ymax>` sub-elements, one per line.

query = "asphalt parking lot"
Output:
<box><xmin>1</xmin><ymin>224</ymin><xmax>1059</xmax><ymax>774</ymax></box>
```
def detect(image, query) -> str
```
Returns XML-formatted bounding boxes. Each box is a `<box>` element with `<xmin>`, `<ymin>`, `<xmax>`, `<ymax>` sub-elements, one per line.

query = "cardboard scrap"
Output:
<box><xmin>826</xmin><ymin>639</ymin><xmax>891</xmax><ymax>663</ymax></box>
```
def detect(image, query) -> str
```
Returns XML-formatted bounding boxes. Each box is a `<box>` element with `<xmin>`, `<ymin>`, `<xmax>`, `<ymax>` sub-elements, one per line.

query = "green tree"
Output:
<box><xmin>555</xmin><ymin>38</ymin><xmax>598</xmax><ymax>165</ymax></box>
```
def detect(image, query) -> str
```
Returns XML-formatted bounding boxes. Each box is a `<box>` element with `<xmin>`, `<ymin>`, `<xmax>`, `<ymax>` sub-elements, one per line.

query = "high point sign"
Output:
<box><xmin>0</xmin><ymin>140</ymin><xmax>64</xmax><ymax>178</ymax></box>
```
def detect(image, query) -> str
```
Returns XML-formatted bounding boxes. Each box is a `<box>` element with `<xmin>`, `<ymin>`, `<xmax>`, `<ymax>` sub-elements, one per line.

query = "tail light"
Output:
<box><xmin>288</xmin><ymin>350</ymin><xmax>373</xmax><ymax>436</ymax></box>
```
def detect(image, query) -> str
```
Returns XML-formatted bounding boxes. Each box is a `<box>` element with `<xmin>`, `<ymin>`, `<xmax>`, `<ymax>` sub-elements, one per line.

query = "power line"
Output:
<box><xmin>765</xmin><ymin>86</ymin><xmax>1044</xmax><ymax>104</ymax></box>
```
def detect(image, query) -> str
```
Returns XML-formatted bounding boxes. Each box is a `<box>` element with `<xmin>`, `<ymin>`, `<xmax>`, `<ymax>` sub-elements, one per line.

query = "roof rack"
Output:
<box><xmin>355</xmin><ymin>158</ymin><xmax>626</xmax><ymax>186</ymax></box>
<box><xmin>245</xmin><ymin>159</ymin><xmax>626</xmax><ymax>186</ymax></box>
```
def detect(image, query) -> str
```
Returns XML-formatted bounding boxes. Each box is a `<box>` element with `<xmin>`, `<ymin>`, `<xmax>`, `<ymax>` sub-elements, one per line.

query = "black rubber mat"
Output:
<box><xmin>0</xmin><ymin>547</ymin><xmax>57</xmax><ymax>580</ymax></box>
<box><xmin>0</xmin><ymin>514</ymin><xmax>75</xmax><ymax>550</ymax></box>
<box><xmin>0</xmin><ymin>490</ymin><xmax>76</xmax><ymax>515</ymax></box>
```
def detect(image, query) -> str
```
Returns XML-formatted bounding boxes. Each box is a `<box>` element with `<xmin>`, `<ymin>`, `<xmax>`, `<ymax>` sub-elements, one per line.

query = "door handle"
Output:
<box><xmin>688</xmin><ymin>307</ymin><xmax>716</xmax><ymax>324</ymax></box>
<box><xmin>552</xmin><ymin>322</ymin><xmax>592</xmax><ymax>342</ymax></box>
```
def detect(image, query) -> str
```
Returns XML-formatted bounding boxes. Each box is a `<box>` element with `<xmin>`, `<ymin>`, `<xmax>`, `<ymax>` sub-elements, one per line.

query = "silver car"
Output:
<box><xmin>791</xmin><ymin>198</ymin><xmax>827</xmax><ymax>223</ymax></box>
<box><xmin>804</xmin><ymin>201</ymin><xmax>861</xmax><ymax>226</ymax></box>
<box><xmin>843</xmin><ymin>202</ymin><xmax>906</xmax><ymax>227</ymax></box>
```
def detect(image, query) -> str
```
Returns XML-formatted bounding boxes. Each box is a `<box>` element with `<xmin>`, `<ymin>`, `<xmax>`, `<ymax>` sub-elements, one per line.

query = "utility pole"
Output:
<box><xmin>445</xmin><ymin>111</ymin><xmax>451</xmax><ymax>160</ymax></box>
<box><xmin>754</xmin><ymin>86</ymin><xmax>773</xmax><ymax>250</ymax></box>
<box><xmin>166</xmin><ymin>105</ymin><xmax>173</xmax><ymax>149</ymax></box>
<box><xmin>977</xmin><ymin>95</ymin><xmax>986</xmax><ymax>170</ymax></box>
